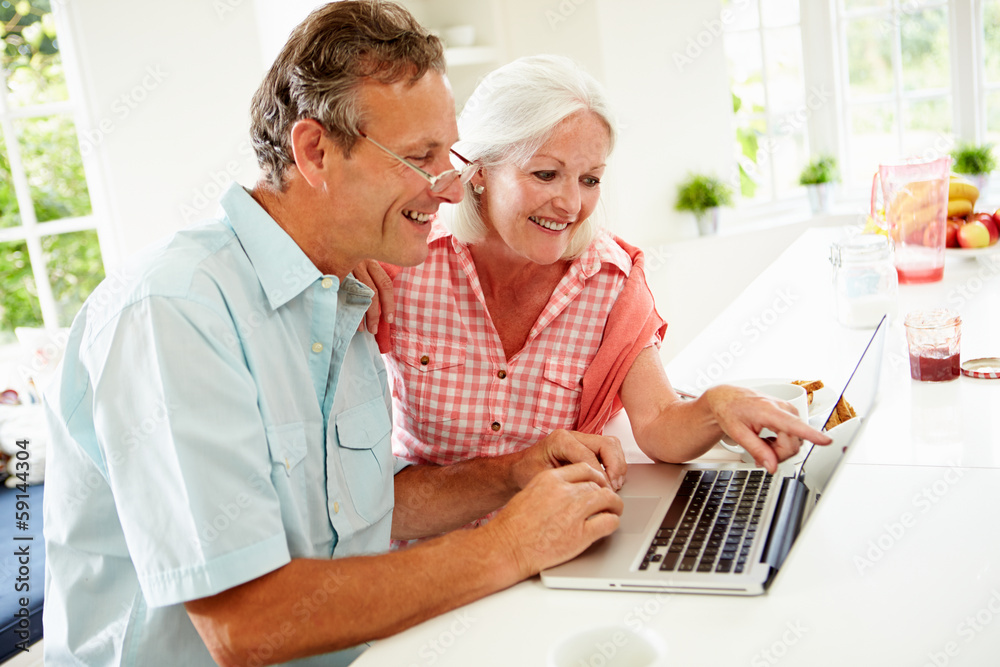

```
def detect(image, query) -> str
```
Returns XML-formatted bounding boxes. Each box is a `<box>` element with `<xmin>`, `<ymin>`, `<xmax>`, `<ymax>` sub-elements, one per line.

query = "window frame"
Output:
<box><xmin>0</xmin><ymin>1</ymin><xmax>113</xmax><ymax>335</ymax></box>
<box><xmin>723</xmin><ymin>0</ymin><xmax>990</xmax><ymax>227</ymax></box>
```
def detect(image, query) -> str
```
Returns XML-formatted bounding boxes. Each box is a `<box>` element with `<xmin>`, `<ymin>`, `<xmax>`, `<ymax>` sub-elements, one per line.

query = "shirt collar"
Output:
<box><xmin>220</xmin><ymin>183</ymin><xmax>322</xmax><ymax>310</ymax></box>
<box><xmin>576</xmin><ymin>231</ymin><xmax>632</xmax><ymax>278</ymax></box>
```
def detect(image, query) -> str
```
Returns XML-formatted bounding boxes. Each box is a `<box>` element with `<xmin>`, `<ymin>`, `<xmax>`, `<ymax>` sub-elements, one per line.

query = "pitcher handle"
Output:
<box><xmin>870</xmin><ymin>170</ymin><xmax>880</xmax><ymax>217</ymax></box>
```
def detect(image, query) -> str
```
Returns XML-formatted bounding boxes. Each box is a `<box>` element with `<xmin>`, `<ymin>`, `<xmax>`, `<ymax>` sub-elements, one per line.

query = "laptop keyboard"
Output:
<box><xmin>639</xmin><ymin>469</ymin><xmax>772</xmax><ymax>574</ymax></box>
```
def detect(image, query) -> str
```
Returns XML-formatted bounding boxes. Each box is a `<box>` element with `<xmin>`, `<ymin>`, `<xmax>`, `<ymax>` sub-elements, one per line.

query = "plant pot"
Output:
<box><xmin>965</xmin><ymin>173</ymin><xmax>989</xmax><ymax>195</ymax></box>
<box><xmin>695</xmin><ymin>208</ymin><xmax>720</xmax><ymax>236</ymax></box>
<box><xmin>805</xmin><ymin>182</ymin><xmax>834</xmax><ymax>215</ymax></box>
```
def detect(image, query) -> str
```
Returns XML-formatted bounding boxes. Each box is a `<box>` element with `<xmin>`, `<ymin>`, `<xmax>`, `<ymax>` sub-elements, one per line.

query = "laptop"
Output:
<box><xmin>540</xmin><ymin>316</ymin><xmax>886</xmax><ymax>596</ymax></box>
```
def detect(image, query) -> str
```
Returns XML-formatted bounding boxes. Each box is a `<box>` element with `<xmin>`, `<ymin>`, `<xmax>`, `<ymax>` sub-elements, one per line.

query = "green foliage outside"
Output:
<box><xmin>0</xmin><ymin>0</ymin><xmax>104</xmax><ymax>339</ymax></box>
<box><xmin>799</xmin><ymin>155</ymin><xmax>838</xmax><ymax>185</ymax></box>
<box><xmin>0</xmin><ymin>240</ymin><xmax>40</xmax><ymax>334</ymax></box>
<box><xmin>951</xmin><ymin>143</ymin><xmax>996</xmax><ymax>176</ymax></box>
<box><xmin>674</xmin><ymin>173</ymin><xmax>734</xmax><ymax>217</ymax></box>
<box><xmin>732</xmin><ymin>91</ymin><xmax>762</xmax><ymax>199</ymax></box>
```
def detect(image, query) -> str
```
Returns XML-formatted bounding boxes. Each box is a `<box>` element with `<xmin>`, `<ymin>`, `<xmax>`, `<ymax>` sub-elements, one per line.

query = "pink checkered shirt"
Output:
<box><xmin>385</xmin><ymin>223</ymin><xmax>656</xmax><ymax>468</ymax></box>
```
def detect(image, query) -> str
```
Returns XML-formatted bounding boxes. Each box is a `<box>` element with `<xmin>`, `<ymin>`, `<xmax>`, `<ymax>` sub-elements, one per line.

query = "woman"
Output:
<box><xmin>367</xmin><ymin>55</ymin><xmax>827</xmax><ymax>489</ymax></box>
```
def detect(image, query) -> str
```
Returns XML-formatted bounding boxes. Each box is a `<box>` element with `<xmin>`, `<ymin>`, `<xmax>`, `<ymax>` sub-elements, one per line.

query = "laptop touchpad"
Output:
<box><xmin>619</xmin><ymin>496</ymin><xmax>660</xmax><ymax>534</ymax></box>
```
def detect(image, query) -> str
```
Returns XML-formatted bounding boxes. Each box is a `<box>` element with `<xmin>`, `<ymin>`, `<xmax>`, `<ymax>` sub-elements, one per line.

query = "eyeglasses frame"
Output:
<box><xmin>358</xmin><ymin>131</ymin><xmax>477</xmax><ymax>193</ymax></box>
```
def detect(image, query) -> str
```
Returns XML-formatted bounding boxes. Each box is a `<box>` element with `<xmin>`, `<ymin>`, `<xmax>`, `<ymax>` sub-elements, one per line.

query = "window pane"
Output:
<box><xmin>849</xmin><ymin>103</ymin><xmax>896</xmax><ymax>185</ymax></box>
<box><xmin>0</xmin><ymin>240</ymin><xmax>42</xmax><ymax>338</ymax></box>
<box><xmin>1</xmin><ymin>1</ymin><xmax>68</xmax><ymax>107</ymax></box>
<box><xmin>768</xmin><ymin>120</ymin><xmax>808</xmax><ymax>197</ymax></box>
<box><xmin>16</xmin><ymin>114</ymin><xmax>91</xmax><ymax>222</ymax></box>
<box><xmin>722</xmin><ymin>0</ymin><xmax>760</xmax><ymax>31</ymax></box>
<box><xmin>42</xmin><ymin>230</ymin><xmax>105</xmax><ymax>327</ymax></box>
<box><xmin>761</xmin><ymin>0</ymin><xmax>798</xmax><ymax>27</ymax></box>
<box><xmin>900</xmin><ymin>7</ymin><xmax>949</xmax><ymax>92</ymax></box>
<box><xmin>845</xmin><ymin>17</ymin><xmax>894</xmax><ymax>99</ymax></box>
<box><xmin>0</xmin><ymin>129</ymin><xmax>20</xmax><ymax>229</ymax></box>
<box><xmin>844</xmin><ymin>0</ymin><xmax>890</xmax><ymax>10</ymax></box>
<box><xmin>985</xmin><ymin>1</ymin><xmax>1000</xmax><ymax>84</ymax></box>
<box><xmin>734</xmin><ymin>116</ymin><xmax>771</xmax><ymax>201</ymax></box>
<box><xmin>726</xmin><ymin>31</ymin><xmax>765</xmax><ymax>110</ymax></box>
<box><xmin>901</xmin><ymin>97</ymin><xmax>951</xmax><ymax>158</ymax></box>
<box><xmin>764</xmin><ymin>26</ymin><xmax>805</xmax><ymax>111</ymax></box>
<box><xmin>985</xmin><ymin>90</ymin><xmax>1000</xmax><ymax>146</ymax></box>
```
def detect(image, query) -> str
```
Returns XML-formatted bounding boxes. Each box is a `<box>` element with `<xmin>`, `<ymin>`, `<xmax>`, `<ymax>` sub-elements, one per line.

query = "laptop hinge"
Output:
<box><xmin>760</xmin><ymin>476</ymin><xmax>809</xmax><ymax>571</ymax></box>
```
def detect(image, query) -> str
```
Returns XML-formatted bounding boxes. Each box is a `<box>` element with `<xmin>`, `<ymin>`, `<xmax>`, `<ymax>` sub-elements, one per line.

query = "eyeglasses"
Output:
<box><xmin>359</xmin><ymin>131</ymin><xmax>477</xmax><ymax>194</ymax></box>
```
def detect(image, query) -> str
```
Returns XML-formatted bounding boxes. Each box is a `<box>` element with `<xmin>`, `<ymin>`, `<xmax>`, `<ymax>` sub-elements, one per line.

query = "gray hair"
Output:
<box><xmin>249</xmin><ymin>1</ymin><xmax>445</xmax><ymax>190</ymax></box>
<box><xmin>448</xmin><ymin>55</ymin><xmax>617</xmax><ymax>259</ymax></box>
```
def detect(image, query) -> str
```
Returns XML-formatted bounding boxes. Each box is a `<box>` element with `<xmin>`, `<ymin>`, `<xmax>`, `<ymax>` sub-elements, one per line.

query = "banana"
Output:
<box><xmin>889</xmin><ymin>180</ymin><xmax>947</xmax><ymax>221</ymax></box>
<box><xmin>948</xmin><ymin>179</ymin><xmax>979</xmax><ymax>206</ymax></box>
<box><xmin>947</xmin><ymin>198</ymin><xmax>973</xmax><ymax>217</ymax></box>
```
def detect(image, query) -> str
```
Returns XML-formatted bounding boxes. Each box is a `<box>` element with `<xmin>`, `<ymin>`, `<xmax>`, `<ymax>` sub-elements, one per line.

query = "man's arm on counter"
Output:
<box><xmin>185</xmin><ymin>463</ymin><xmax>623</xmax><ymax>667</ymax></box>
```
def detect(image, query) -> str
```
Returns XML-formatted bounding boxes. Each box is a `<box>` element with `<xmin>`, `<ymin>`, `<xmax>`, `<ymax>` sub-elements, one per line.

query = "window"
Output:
<box><xmin>724</xmin><ymin>0</ymin><xmax>810</xmax><ymax>204</ymax></box>
<box><xmin>0</xmin><ymin>0</ymin><xmax>104</xmax><ymax>344</ymax></box>
<box><xmin>984</xmin><ymin>0</ymin><xmax>1000</xmax><ymax>144</ymax></box>
<box><xmin>718</xmin><ymin>0</ymin><xmax>992</xmax><ymax>217</ymax></box>
<box><xmin>836</xmin><ymin>0</ymin><xmax>953</xmax><ymax>187</ymax></box>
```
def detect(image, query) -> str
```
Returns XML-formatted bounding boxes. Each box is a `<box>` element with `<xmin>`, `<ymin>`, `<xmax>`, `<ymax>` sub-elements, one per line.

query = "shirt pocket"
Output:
<box><xmin>392</xmin><ymin>333</ymin><xmax>467</xmax><ymax>423</ymax></box>
<box><xmin>335</xmin><ymin>396</ymin><xmax>394</xmax><ymax>525</ymax></box>
<box><xmin>533</xmin><ymin>356</ymin><xmax>585</xmax><ymax>431</ymax></box>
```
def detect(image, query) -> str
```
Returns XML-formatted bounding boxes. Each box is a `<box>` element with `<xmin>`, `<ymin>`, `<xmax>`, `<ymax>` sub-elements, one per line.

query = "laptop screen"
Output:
<box><xmin>794</xmin><ymin>315</ymin><xmax>886</xmax><ymax>490</ymax></box>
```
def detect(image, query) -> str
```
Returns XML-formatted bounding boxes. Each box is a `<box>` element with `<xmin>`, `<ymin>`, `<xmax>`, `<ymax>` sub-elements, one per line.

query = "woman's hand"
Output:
<box><xmin>352</xmin><ymin>260</ymin><xmax>395</xmax><ymax>334</ymax></box>
<box><xmin>702</xmin><ymin>385</ymin><xmax>831</xmax><ymax>474</ymax></box>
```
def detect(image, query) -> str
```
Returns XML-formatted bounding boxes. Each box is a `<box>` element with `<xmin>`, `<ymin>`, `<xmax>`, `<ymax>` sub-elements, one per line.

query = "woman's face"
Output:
<box><xmin>478</xmin><ymin>111</ymin><xmax>610</xmax><ymax>266</ymax></box>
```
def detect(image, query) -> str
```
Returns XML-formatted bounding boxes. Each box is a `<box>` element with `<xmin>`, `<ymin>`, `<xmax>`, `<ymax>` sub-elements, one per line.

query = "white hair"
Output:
<box><xmin>447</xmin><ymin>54</ymin><xmax>617</xmax><ymax>259</ymax></box>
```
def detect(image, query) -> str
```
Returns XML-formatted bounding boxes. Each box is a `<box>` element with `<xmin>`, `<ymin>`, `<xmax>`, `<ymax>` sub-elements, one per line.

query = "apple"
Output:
<box><xmin>957</xmin><ymin>220</ymin><xmax>991</xmax><ymax>249</ymax></box>
<box><xmin>946</xmin><ymin>217</ymin><xmax>964</xmax><ymax>248</ymax></box>
<box><xmin>922</xmin><ymin>220</ymin><xmax>943</xmax><ymax>249</ymax></box>
<box><xmin>973</xmin><ymin>212</ymin><xmax>999</xmax><ymax>245</ymax></box>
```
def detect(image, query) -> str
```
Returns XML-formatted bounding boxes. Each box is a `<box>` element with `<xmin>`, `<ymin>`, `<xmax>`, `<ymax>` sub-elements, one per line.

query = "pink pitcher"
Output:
<box><xmin>870</xmin><ymin>157</ymin><xmax>950</xmax><ymax>284</ymax></box>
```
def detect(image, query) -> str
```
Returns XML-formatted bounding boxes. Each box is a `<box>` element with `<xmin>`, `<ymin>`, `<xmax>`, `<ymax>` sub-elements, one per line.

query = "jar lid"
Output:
<box><xmin>830</xmin><ymin>234</ymin><xmax>891</xmax><ymax>267</ymax></box>
<box><xmin>961</xmin><ymin>357</ymin><xmax>1000</xmax><ymax>379</ymax></box>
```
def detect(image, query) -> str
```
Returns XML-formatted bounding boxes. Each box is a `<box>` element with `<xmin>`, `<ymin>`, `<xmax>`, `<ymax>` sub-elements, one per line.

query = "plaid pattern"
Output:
<box><xmin>385</xmin><ymin>224</ymin><xmax>645</xmax><ymax>468</ymax></box>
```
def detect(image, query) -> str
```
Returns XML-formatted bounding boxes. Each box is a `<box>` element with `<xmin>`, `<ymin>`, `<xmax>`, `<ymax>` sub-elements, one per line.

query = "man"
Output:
<box><xmin>42</xmin><ymin>3</ymin><xmax>624</xmax><ymax>665</ymax></box>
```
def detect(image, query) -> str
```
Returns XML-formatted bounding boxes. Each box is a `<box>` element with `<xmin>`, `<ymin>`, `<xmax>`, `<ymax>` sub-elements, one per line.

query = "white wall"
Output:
<box><xmin>593</xmin><ymin>0</ymin><xmax>734</xmax><ymax>247</ymax></box>
<box><xmin>62</xmin><ymin>0</ymin><xmax>265</xmax><ymax>266</ymax></box>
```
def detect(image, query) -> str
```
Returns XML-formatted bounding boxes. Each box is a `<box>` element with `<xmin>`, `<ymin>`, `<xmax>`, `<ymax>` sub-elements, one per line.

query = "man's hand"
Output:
<box><xmin>351</xmin><ymin>259</ymin><xmax>395</xmax><ymax>334</ymax></box>
<box><xmin>508</xmin><ymin>429</ymin><xmax>627</xmax><ymax>492</ymax></box>
<box><xmin>484</xmin><ymin>463</ymin><xmax>624</xmax><ymax>578</ymax></box>
<box><xmin>704</xmin><ymin>385</ymin><xmax>832</xmax><ymax>474</ymax></box>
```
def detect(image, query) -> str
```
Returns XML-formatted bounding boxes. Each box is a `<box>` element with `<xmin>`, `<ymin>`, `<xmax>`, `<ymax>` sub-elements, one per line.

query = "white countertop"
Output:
<box><xmin>354</xmin><ymin>228</ymin><xmax>1000</xmax><ymax>667</ymax></box>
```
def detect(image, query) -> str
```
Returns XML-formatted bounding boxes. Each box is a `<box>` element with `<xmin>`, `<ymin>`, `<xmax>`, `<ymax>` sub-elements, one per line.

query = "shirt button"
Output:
<box><xmin>321</xmin><ymin>277</ymin><xmax>334</xmax><ymax>289</ymax></box>
<box><xmin>333</xmin><ymin>501</ymin><xmax>340</xmax><ymax>514</ymax></box>
<box><xmin>491</xmin><ymin>421</ymin><xmax>501</xmax><ymax>432</ymax></box>
<box><xmin>420</xmin><ymin>355</ymin><xmax>430</xmax><ymax>366</ymax></box>
<box><xmin>497</xmin><ymin>369</ymin><xmax>507</xmax><ymax>379</ymax></box>
<box><xmin>312</xmin><ymin>342</ymin><xmax>324</xmax><ymax>353</ymax></box>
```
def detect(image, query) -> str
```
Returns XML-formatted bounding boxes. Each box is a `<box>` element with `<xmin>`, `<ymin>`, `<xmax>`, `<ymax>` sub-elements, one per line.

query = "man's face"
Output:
<box><xmin>334</xmin><ymin>71</ymin><xmax>463</xmax><ymax>268</ymax></box>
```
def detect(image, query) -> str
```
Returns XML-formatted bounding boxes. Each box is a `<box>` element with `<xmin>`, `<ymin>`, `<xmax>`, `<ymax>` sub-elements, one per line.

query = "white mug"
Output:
<box><xmin>719</xmin><ymin>382</ymin><xmax>809</xmax><ymax>463</ymax></box>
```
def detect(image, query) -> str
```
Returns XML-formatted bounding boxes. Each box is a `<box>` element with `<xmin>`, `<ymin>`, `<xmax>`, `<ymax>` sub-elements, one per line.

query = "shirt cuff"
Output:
<box><xmin>139</xmin><ymin>532</ymin><xmax>290</xmax><ymax>608</ymax></box>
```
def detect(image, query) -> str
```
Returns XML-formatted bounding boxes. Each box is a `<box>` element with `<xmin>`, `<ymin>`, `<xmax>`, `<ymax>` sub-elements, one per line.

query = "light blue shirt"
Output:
<box><xmin>43</xmin><ymin>183</ymin><xmax>403</xmax><ymax>666</ymax></box>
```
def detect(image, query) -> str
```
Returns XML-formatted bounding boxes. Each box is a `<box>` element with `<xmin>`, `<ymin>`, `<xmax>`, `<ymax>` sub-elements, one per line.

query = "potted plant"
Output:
<box><xmin>951</xmin><ymin>142</ymin><xmax>995</xmax><ymax>194</ymax></box>
<box><xmin>674</xmin><ymin>173</ymin><xmax>733</xmax><ymax>236</ymax></box>
<box><xmin>799</xmin><ymin>155</ymin><xmax>838</xmax><ymax>215</ymax></box>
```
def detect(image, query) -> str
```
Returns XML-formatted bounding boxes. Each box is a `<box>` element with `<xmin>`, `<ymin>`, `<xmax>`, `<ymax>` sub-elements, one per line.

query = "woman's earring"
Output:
<box><xmin>473</xmin><ymin>184</ymin><xmax>484</xmax><ymax>195</ymax></box>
